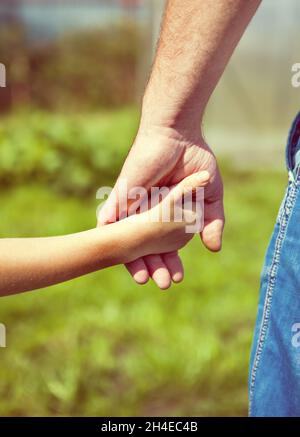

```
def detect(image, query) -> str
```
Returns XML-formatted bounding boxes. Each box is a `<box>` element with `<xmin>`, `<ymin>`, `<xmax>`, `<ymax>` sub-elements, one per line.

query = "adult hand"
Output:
<box><xmin>98</xmin><ymin>124</ymin><xmax>224</xmax><ymax>290</ymax></box>
<box><xmin>97</xmin><ymin>0</ymin><xmax>262</xmax><ymax>289</ymax></box>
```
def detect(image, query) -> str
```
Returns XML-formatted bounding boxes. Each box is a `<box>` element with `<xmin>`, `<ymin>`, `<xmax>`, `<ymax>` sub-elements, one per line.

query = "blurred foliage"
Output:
<box><xmin>0</xmin><ymin>22</ymin><xmax>142</xmax><ymax>111</ymax></box>
<box><xmin>0</xmin><ymin>109</ymin><xmax>288</xmax><ymax>416</ymax></box>
<box><xmin>0</xmin><ymin>108</ymin><xmax>139</xmax><ymax>195</ymax></box>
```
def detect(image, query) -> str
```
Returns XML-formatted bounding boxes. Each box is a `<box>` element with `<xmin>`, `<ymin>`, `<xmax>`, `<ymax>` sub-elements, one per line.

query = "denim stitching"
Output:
<box><xmin>248</xmin><ymin>178</ymin><xmax>298</xmax><ymax>416</ymax></box>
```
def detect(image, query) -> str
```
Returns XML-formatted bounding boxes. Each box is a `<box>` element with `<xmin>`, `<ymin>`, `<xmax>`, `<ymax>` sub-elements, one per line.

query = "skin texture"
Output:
<box><xmin>0</xmin><ymin>172</ymin><xmax>209</xmax><ymax>297</ymax></box>
<box><xmin>99</xmin><ymin>0</ymin><xmax>262</xmax><ymax>289</ymax></box>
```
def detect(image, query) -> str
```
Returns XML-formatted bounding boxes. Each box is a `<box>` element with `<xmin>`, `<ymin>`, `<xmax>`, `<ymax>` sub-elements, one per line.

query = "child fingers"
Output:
<box><xmin>172</xmin><ymin>171</ymin><xmax>210</xmax><ymax>202</ymax></box>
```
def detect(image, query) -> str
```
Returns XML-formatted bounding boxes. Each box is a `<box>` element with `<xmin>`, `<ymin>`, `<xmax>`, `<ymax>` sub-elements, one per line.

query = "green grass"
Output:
<box><xmin>0</xmin><ymin>167</ymin><xmax>287</xmax><ymax>416</ymax></box>
<box><xmin>0</xmin><ymin>108</ymin><xmax>139</xmax><ymax>194</ymax></box>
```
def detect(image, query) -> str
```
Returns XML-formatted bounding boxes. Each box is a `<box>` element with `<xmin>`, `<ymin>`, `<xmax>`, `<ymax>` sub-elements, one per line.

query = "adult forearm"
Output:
<box><xmin>141</xmin><ymin>0</ymin><xmax>261</xmax><ymax>131</ymax></box>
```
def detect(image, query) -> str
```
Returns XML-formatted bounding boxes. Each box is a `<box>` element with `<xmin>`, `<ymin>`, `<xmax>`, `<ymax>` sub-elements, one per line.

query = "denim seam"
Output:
<box><xmin>248</xmin><ymin>179</ymin><xmax>298</xmax><ymax>416</ymax></box>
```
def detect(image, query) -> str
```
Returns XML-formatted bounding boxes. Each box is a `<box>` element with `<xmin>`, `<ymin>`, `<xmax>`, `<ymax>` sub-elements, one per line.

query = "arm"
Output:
<box><xmin>100</xmin><ymin>0</ymin><xmax>261</xmax><ymax>289</ymax></box>
<box><xmin>0</xmin><ymin>172</ymin><xmax>209</xmax><ymax>297</ymax></box>
<box><xmin>0</xmin><ymin>226</ymin><xmax>141</xmax><ymax>296</ymax></box>
<box><xmin>141</xmin><ymin>0</ymin><xmax>262</xmax><ymax>130</ymax></box>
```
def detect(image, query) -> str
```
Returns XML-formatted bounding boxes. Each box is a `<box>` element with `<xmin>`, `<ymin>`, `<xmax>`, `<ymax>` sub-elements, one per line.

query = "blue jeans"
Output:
<box><xmin>249</xmin><ymin>111</ymin><xmax>300</xmax><ymax>416</ymax></box>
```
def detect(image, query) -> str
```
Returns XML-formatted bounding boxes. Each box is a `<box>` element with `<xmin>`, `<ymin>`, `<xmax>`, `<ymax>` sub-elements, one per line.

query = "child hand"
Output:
<box><xmin>127</xmin><ymin>171</ymin><xmax>210</xmax><ymax>258</ymax></box>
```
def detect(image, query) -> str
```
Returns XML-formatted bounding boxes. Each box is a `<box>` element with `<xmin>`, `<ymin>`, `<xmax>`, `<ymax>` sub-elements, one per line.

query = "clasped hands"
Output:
<box><xmin>98</xmin><ymin>126</ymin><xmax>225</xmax><ymax>290</ymax></box>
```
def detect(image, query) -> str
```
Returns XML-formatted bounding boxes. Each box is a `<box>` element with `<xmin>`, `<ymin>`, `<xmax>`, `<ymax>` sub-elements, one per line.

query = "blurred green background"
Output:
<box><xmin>0</xmin><ymin>0</ymin><xmax>299</xmax><ymax>417</ymax></box>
